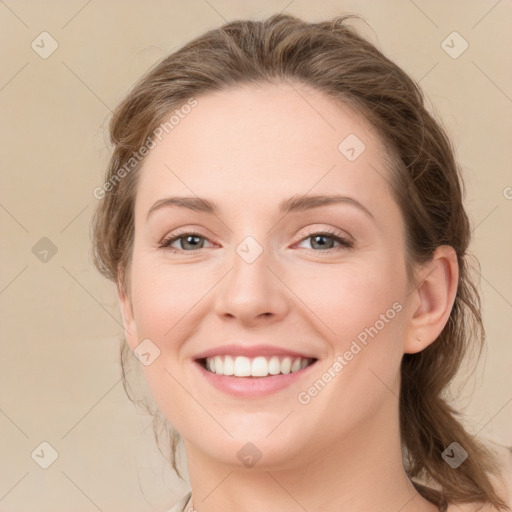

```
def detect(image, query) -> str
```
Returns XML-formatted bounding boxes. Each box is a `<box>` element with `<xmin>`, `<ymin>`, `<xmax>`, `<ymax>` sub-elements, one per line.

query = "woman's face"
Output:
<box><xmin>121</xmin><ymin>82</ymin><xmax>416</xmax><ymax>469</ymax></box>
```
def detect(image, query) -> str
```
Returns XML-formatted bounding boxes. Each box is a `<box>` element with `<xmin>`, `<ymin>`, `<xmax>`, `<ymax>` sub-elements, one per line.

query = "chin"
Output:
<box><xmin>193</xmin><ymin>428</ymin><xmax>312</xmax><ymax>471</ymax></box>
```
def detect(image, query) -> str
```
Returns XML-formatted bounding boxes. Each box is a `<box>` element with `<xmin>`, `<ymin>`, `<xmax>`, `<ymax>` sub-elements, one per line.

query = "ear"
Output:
<box><xmin>117</xmin><ymin>277</ymin><xmax>139</xmax><ymax>351</ymax></box>
<box><xmin>403</xmin><ymin>245</ymin><xmax>459</xmax><ymax>354</ymax></box>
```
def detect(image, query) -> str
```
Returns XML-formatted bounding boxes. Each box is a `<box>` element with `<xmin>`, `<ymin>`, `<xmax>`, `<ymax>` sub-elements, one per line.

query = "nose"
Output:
<box><xmin>213</xmin><ymin>239</ymin><xmax>290</xmax><ymax>326</ymax></box>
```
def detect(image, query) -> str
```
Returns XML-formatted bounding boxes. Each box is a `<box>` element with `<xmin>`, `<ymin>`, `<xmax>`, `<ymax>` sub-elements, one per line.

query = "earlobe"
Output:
<box><xmin>404</xmin><ymin>245</ymin><xmax>459</xmax><ymax>354</ymax></box>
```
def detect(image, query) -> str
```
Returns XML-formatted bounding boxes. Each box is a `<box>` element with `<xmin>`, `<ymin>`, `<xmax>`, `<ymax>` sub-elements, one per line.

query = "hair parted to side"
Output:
<box><xmin>91</xmin><ymin>13</ymin><xmax>509</xmax><ymax>510</ymax></box>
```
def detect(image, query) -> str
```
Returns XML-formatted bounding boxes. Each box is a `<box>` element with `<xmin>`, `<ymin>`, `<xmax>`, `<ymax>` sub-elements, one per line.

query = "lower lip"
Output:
<box><xmin>193</xmin><ymin>360</ymin><xmax>317</xmax><ymax>397</ymax></box>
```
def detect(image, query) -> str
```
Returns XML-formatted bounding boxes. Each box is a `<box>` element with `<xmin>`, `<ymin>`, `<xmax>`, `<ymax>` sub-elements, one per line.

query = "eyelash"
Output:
<box><xmin>158</xmin><ymin>228</ymin><xmax>354</xmax><ymax>254</ymax></box>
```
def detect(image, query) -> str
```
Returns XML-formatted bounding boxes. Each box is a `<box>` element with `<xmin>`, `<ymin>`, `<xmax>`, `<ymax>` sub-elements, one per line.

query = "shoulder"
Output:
<box><xmin>167</xmin><ymin>491</ymin><xmax>192</xmax><ymax>512</ymax></box>
<box><xmin>447</xmin><ymin>440</ymin><xmax>512</xmax><ymax>512</ymax></box>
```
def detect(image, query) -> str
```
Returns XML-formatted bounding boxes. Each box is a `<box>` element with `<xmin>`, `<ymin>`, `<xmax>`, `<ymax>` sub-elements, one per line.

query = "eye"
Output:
<box><xmin>296</xmin><ymin>230</ymin><xmax>353</xmax><ymax>252</ymax></box>
<box><xmin>159</xmin><ymin>229</ymin><xmax>353</xmax><ymax>253</ymax></box>
<box><xmin>159</xmin><ymin>230</ymin><xmax>212</xmax><ymax>252</ymax></box>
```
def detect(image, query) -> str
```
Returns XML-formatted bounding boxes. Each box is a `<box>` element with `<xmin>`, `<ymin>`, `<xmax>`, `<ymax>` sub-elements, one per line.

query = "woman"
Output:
<box><xmin>91</xmin><ymin>13</ymin><xmax>511</xmax><ymax>512</ymax></box>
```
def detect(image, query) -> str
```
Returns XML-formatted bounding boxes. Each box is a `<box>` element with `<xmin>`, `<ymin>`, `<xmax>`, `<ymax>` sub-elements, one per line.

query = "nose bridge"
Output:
<box><xmin>213</xmin><ymin>232</ymin><xmax>288</xmax><ymax>321</ymax></box>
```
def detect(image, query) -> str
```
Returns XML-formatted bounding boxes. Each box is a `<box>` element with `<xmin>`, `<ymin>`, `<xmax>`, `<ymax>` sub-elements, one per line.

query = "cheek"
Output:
<box><xmin>292</xmin><ymin>262</ymin><xmax>407</xmax><ymax>430</ymax></box>
<box><xmin>128</xmin><ymin>258</ymin><xmax>207</xmax><ymax>429</ymax></box>
<box><xmin>307</xmin><ymin>256</ymin><xmax>407</xmax><ymax>393</ymax></box>
<box><xmin>299</xmin><ymin>257</ymin><xmax>406</xmax><ymax>342</ymax></box>
<box><xmin>130</xmin><ymin>258</ymin><xmax>215</xmax><ymax>339</ymax></box>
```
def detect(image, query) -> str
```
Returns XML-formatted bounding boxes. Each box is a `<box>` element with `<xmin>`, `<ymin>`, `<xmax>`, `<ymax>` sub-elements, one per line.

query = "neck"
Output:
<box><xmin>182</xmin><ymin>395</ymin><xmax>439</xmax><ymax>512</ymax></box>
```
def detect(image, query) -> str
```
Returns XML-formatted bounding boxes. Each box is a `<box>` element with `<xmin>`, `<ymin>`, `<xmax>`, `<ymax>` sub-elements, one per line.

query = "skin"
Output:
<box><xmin>118</xmin><ymin>81</ymin><xmax>459</xmax><ymax>512</ymax></box>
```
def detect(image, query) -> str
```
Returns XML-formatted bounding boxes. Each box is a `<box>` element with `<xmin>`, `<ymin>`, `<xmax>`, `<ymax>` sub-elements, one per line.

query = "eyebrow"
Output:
<box><xmin>146</xmin><ymin>194</ymin><xmax>374</xmax><ymax>220</ymax></box>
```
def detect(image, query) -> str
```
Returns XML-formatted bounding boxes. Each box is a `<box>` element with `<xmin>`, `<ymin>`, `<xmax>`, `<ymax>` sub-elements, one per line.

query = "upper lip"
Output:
<box><xmin>193</xmin><ymin>344</ymin><xmax>317</xmax><ymax>360</ymax></box>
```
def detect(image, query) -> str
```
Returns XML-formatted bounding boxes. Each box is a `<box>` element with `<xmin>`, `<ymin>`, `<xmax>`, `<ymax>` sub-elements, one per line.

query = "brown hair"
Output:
<box><xmin>91</xmin><ymin>13</ymin><xmax>510</xmax><ymax>510</ymax></box>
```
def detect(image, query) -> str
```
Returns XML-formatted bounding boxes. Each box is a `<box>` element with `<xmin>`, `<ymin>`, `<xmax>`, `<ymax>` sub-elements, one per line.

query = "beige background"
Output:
<box><xmin>1</xmin><ymin>1</ymin><xmax>511</xmax><ymax>511</ymax></box>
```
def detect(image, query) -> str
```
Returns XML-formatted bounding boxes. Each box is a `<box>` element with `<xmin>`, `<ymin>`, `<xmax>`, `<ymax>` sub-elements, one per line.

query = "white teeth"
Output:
<box><xmin>214</xmin><ymin>356</ymin><xmax>223</xmax><ymax>375</ymax></box>
<box><xmin>291</xmin><ymin>358</ymin><xmax>301</xmax><ymax>372</ymax></box>
<box><xmin>268</xmin><ymin>356</ymin><xmax>281</xmax><ymax>375</ymax></box>
<box><xmin>223</xmin><ymin>355</ymin><xmax>234</xmax><ymax>376</ymax></box>
<box><xmin>234</xmin><ymin>356</ymin><xmax>251</xmax><ymax>376</ymax></box>
<box><xmin>281</xmin><ymin>356</ymin><xmax>292</xmax><ymax>374</ymax></box>
<box><xmin>251</xmin><ymin>356</ymin><xmax>269</xmax><ymax>377</ymax></box>
<box><xmin>203</xmin><ymin>355</ymin><xmax>314</xmax><ymax>377</ymax></box>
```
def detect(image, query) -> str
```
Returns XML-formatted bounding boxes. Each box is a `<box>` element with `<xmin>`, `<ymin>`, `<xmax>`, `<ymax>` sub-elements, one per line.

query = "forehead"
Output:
<box><xmin>135</xmin><ymin>81</ymin><xmax>395</xmax><ymax>217</ymax></box>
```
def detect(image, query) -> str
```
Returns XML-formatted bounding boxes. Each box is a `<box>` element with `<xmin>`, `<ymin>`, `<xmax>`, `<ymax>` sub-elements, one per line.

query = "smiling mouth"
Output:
<box><xmin>197</xmin><ymin>355</ymin><xmax>317</xmax><ymax>378</ymax></box>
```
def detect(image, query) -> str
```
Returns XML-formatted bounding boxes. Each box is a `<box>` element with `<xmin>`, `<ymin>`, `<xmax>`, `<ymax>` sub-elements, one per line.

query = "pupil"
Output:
<box><xmin>184</xmin><ymin>235</ymin><xmax>201</xmax><ymax>249</ymax></box>
<box><xmin>313</xmin><ymin>235</ymin><xmax>332</xmax><ymax>249</ymax></box>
